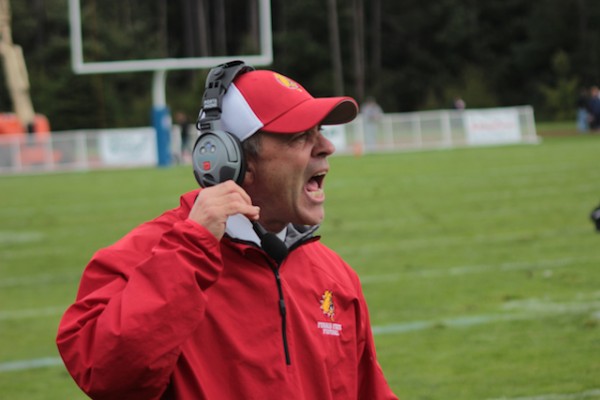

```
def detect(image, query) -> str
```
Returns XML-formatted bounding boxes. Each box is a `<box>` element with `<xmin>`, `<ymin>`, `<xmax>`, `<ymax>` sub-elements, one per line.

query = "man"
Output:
<box><xmin>56</xmin><ymin>64</ymin><xmax>398</xmax><ymax>400</ymax></box>
<box><xmin>361</xmin><ymin>96</ymin><xmax>383</xmax><ymax>150</ymax></box>
<box><xmin>587</xmin><ymin>85</ymin><xmax>600</xmax><ymax>130</ymax></box>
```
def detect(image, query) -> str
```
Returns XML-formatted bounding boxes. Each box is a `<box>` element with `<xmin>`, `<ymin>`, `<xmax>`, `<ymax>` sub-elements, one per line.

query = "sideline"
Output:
<box><xmin>360</xmin><ymin>256</ymin><xmax>598</xmax><ymax>284</ymax></box>
<box><xmin>0</xmin><ymin>357</ymin><xmax>63</xmax><ymax>372</ymax></box>
<box><xmin>2</xmin><ymin>256</ymin><xmax>595</xmax><ymax>289</ymax></box>
<box><xmin>0</xmin><ymin>230</ymin><xmax>44</xmax><ymax>244</ymax></box>
<box><xmin>2</xmin><ymin>297</ymin><xmax>598</xmax><ymax>373</ymax></box>
<box><xmin>373</xmin><ymin>296</ymin><xmax>600</xmax><ymax>335</ymax></box>
<box><xmin>0</xmin><ymin>306</ymin><xmax>64</xmax><ymax>321</ymax></box>
<box><xmin>486</xmin><ymin>388</ymin><xmax>600</xmax><ymax>400</ymax></box>
<box><xmin>1</xmin><ymin>358</ymin><xmax>597</xmax><ymax>400</ymax></box>
<box><xmin>0</xmin><ymin>272</ymin><xmax>80</xmax><ymax>289</ymax></box>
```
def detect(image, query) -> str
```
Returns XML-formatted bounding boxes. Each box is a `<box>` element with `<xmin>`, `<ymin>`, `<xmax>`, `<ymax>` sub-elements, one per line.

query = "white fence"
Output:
<box><xmin>325</xmin><ymin>105</ymin><xmax>538</xmax><ymax>155</ymax></box>
<box><xmin>0</xmin><ymin>106</ymin><xmax>538</xmax><ymax>174</ymax></box>
<box><xmin>0</xmin><ymin>127</ymin><xmax>157</xmax><ymax>173</ymax></box>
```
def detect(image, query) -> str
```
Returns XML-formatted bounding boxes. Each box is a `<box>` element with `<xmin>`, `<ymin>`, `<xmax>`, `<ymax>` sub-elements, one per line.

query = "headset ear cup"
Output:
<box><xmin>192</xmin><ymin>130</ymin><xmax>246</xmax><ymax>188</ymax></box>
<box><xmin>229</xmin><ymin>133</ymin><xmax>246</xmax><ymax>185</ymax></box>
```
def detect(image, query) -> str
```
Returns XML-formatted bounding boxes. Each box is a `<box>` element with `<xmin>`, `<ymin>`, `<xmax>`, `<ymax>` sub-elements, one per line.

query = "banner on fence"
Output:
<box><xmin>98</xmin><ymin>128</ymin><xmax>157</xmax><ymax>166</ymax></box>
<box><xmin>463</xmin><ymin>108</ymin><xmax>522</xmax><ymax>145</ymax></box>
<box><xmin>322</xmin><ymin>125</ymin><xmax>347</xmax><ymax>152</ymax></box>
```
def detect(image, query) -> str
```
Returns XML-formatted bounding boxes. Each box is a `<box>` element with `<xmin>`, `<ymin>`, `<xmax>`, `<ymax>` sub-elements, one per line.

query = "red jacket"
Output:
<box><xmin>56</xmin><ymin>190</ymin><xmax>398</xmax><ymax>400</ymax></box>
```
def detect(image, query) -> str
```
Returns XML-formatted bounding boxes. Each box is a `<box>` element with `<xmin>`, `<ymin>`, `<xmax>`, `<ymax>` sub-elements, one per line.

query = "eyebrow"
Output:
<box><xmin>295</xmin><ymin>126</ymin><xmax>321</xmax><ymax>138</ymax></box>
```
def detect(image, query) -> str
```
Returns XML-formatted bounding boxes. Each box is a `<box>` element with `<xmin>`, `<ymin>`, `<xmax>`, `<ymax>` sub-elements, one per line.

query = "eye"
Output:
<box><xmin>290</xmin><ymin>130</ymin><xmax>309</xmax><ymax>142</ymax></box>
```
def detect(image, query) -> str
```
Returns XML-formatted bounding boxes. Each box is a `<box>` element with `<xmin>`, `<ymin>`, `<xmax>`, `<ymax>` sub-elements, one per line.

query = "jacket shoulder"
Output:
<box><xmin>297</xmin><ymin>240</ymin><xmax>362</xmax><ymax>289</ymax></box>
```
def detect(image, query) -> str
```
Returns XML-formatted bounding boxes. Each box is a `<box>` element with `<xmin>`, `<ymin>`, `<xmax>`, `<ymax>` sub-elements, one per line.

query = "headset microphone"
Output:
<box><xmin>192</xmin><ymin>61</ymin><xmax>289</xmax><ymax>264</ymax></box>
<box><xmin>251</xmin><ymin>221</ymin><xmax>289</xmax><ymax>265</ymax></box>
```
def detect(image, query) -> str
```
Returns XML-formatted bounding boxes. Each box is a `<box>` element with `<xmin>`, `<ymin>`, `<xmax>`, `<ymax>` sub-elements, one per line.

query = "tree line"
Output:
<box><xmin>1</xmin><ymin>0</ymin><xmax>599</xmax><ymax>131</ymax></box>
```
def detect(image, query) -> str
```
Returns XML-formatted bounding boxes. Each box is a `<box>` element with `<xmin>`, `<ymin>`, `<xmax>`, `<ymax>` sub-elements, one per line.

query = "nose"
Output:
<box><xmin>314</xmin><ymin>131</ymin><xmax>335</xmax><ymax>157</ymax></box>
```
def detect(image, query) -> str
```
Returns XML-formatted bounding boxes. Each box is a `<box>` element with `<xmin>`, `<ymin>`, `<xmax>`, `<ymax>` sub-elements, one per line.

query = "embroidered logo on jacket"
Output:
<box><xmin>318</xmin><ymin>290</ymin><xmax>343</xmax><ymax>336</ymax></box>
<box><xmin>320</xmin><ymin>290</ymin><xmax>335</xmax><ymax>321</ymax></box>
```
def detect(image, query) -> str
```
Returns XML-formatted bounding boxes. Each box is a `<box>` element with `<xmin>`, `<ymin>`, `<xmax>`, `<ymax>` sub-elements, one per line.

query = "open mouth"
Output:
<box><xmin>306</xmin><ymin>172</ymin><xmax>326</xmax><ymax>199</ymax></box>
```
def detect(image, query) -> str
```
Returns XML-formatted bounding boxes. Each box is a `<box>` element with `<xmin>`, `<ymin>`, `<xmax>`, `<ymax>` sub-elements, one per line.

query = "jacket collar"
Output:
<box><xmin>225</xmin><ymin>214</ymin><xmax>319</xmax><ymax>249</ymax></box>
<box><xmin>225</xmin><ymin>214</ymin><xmax>286</xmax><ymax>247</ymax></box>
<box><xmin>183</xmin><ymin>191</ymin><xmax>319</xmax><ymax>249</ymax></box>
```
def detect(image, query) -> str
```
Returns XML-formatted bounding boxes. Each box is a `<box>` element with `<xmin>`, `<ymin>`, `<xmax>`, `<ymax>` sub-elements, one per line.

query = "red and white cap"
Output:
<box><xmin>220</xmin><ymin>70</ymin><xmax>358</xmax><ymax>141</ymax></box>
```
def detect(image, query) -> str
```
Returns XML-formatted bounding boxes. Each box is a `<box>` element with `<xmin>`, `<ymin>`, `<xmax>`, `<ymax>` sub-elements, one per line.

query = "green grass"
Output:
<box><xmin>1</xmin><ymin>135</ymin><xmax>599</xmax><ymax>399</ymax></box>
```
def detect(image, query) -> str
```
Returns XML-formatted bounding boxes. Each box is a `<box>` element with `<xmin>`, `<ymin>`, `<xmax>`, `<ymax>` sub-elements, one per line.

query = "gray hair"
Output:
<box><xmin>242</xmin><ymin>131</ymin><xmax>262</xmax><ymax>160</ymax></box>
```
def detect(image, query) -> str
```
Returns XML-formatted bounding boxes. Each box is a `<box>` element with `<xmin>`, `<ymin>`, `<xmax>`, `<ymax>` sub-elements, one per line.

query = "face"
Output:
<box><xmin>243</xmin><ymin>126</ymin><xmax>335</xmax><ymax>232</ymax></box>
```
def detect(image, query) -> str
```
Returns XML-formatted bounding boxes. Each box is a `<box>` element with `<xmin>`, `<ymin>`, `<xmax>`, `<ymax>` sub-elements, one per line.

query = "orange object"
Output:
<box><xmin>0</xmin><ymin>113</ymin><xmax>50</xmax><ymax>137</ymax></box>
<box><xmin>353</xmin><ymin>142</ymin><xmax>363</xmax><ymax>157</ymax></box>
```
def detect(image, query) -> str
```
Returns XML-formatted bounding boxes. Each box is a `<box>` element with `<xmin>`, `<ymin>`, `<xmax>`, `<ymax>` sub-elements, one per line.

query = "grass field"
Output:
<box><xmin>0</xmin><ymin>134</ymin><xmax>599</xmax><ymax>399</ymax></box>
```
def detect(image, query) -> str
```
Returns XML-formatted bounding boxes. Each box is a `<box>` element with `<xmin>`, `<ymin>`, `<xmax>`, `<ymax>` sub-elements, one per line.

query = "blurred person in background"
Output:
<box><xmin>586</xmin><ymin>85</ymin><xmax>600</xmax><ymax>131</ymax></box>
<box><xmin>361</xmin><ymin>96</ymin><xmax>383</xmax><ymax>150</ymax></box>
<box><xmin>173</xmin><ymin>111</ymin><xmax>192</xmax><ymax>163</ymax></box>
<box><xmin>576</xmin><ymin>87</ymin><xmax>590</xmax><ymax>133</ymax></box>
<box><xmin>453</xmin><ymin>96</ymin><xmax>466</xmax><ymax>110</ymax></box>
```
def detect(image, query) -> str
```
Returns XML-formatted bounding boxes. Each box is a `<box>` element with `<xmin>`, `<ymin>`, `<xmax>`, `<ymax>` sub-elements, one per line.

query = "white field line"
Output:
<box><xmin>0</xmin><ymin>357</ymin><xmax>63</xmax><ymax>372</ymax></box>
<box><xmin>486</xmin><ymin>388</ymin><xmax>600</xmax><ymax>400</ymax></box>
<box><xmin>1</xmin><ymin>256</ymin><xmax>586</xmax><ymax>290</ymax></box>
<box><xmin>2</xmin><ymin>297</ymin><xmax>598</xmax><ymax>374</ymax></box>
<box><xmin>372</xmin><ymin>299</ymin><xmax>600</xmax><ymax>336</ymax></box>
<box><xmin>372</xmin><ymin>313</ymin><xmax>527</xmax><ymax>335</ymax></box>
<box><xmin>0</xmin><ymin>230</ymin><xmax>45</xmax><ymax>244</ymax></box>
<box><xmin>0</xmin><ymin>307</ymin><xmax>66</xmax><ymax>372</ymax></box>
<box><xmin>360</xmin><ymin>256</ymin><xmax>596</xmax><ymax>284</ymax></box>
<box><xmin>0</xmin><ymin>272</ymin><xmax>80</xmax><ymax>288</ymax></box>
<box><xmin>3</xmin><ymin>364</ymin><xmax>599</xmax><ymax>400</ymax></box>
<box><xmin>335</xmin><ymin>225</ymin><xmax>592</xmax><ymax>255</ymax></box>
<box><xmin>0</xmin><ymin>306</ymin><xmax>65</xmax><ymax>321</ymax></box>
<box><xmin>3</xmin><ymin>297</ymin><xmax>596</xmax><ymax>325</ymax></box>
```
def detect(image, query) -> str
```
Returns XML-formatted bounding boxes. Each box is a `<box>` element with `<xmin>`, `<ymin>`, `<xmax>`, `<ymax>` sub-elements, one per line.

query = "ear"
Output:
<box><xmin>243</xmin><ymin>157</ymin><xmax>256</xmax><ymax>186</ymax></box>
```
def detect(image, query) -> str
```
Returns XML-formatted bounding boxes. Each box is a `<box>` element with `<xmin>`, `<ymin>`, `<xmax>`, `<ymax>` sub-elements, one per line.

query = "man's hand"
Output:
<box><xmin>188</xmin><ymin>181</ymin><xmax>260</xmax><ymax>240</ymax></box>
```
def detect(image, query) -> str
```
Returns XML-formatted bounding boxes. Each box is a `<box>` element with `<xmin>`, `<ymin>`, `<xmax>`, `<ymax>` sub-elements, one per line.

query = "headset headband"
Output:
<box><xmin>197</xmin><ymin>60</ymin><xmax>255</xmax><ymax>132</ymax></box>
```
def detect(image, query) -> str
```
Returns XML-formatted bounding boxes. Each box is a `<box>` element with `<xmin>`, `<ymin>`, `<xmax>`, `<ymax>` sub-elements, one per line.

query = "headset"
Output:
<box><xmin>192</xmin><ymin>60</ymin><xmax>255</xmax><ymax>188</ymax></box>
<box><xmin>191</xmin><ymin>61</ymin><xmax>289</xmax><ymax>264</ymax></box>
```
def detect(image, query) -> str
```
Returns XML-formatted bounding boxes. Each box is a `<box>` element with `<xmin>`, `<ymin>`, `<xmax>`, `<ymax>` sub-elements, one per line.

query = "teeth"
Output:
<box><xmin>308</xmin><ymin>188</ymin><xmax>324</xmax><ymax>198</ymax></box>
<box><xmin>311</xmin><ymin>171</ymin><xmax>326</xmax><ymax>183</ymax></box>
<box><xmin>307</xmin><ymin>171</ymin><xmax>327</xmax><ymax>197</ymax></box>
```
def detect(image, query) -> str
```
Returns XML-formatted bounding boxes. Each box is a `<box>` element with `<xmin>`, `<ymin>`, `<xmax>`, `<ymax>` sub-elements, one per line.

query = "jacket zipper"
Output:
<box><xmin>271</xmin><ymin>265</ymin><xmax>291</xmax><ymax>365</ymax></box>
<box><xmin>267</xmin><ymin>237</ymin><xmax>319</xmax><ymax>366</ymax></box>
<box><xmin>233</xmin><ymin>236</ymin><xmax>320</xmax><ymax>366</ymax></box>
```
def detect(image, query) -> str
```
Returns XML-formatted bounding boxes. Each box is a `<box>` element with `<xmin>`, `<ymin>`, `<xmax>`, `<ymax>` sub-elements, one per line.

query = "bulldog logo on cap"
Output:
<box><xmin>273</xmin><ymin>73</ymin><xmax>302</xmax><ymax>91</ymax></box>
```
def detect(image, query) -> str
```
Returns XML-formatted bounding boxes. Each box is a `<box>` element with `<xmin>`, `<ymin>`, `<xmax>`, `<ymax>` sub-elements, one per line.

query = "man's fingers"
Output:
<box><xmin>188</xmin><ymin>181</ymin><xmax>259</xmax><ymax>239</ymax></box>
<box><xmin>204</xmin><ymin>191</ymin><xmax>259</xmax><ymax>219</ymax></box>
